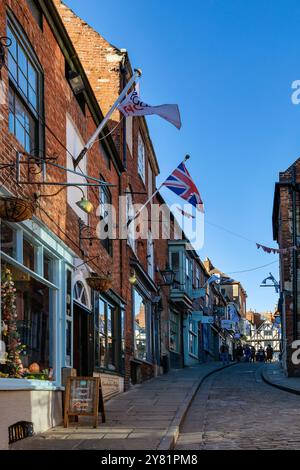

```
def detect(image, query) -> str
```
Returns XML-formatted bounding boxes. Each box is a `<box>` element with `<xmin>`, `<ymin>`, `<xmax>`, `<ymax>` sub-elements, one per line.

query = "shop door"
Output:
<box><xmin>73</xmin><ymin>302</ymin><xmax>93</xmax><ymax>376</ymax></box>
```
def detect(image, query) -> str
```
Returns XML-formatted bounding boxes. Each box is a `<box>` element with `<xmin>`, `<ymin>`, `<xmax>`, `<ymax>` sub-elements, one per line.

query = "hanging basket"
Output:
<box><xmin>86</xmin><ymin>272</ymin><xmax>113</xmax><ymax>292</ymax></box>
<box><xmin>0</xmin><ymin>197</ymin><xmax>35</xmax><ymax>222</ymax></box>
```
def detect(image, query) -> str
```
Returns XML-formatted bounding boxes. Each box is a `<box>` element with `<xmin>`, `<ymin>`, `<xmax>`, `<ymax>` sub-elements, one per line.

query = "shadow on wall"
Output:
<box><xmin>0</xmin><ymin>390</ymin><xmax>62</xmax><ymax>450</ymax></box>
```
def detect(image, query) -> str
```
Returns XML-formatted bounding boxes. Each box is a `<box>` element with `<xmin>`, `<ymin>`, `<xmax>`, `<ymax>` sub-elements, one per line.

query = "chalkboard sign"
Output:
<box><xmin>64</xmin><ymin>377</ymin><xmax>105</xmax><ymax>428</ymax></box>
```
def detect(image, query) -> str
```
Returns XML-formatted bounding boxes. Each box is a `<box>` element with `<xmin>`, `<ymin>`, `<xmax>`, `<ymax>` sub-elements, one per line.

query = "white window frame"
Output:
<box><xmin>138</xmin><ymin>132</ymin><xmax>146</xmax><ymax>184</ymax></box>
<box><xmin>126</xmin><ymin>188</ymin><xmax>136</xmax><ymax>252</ymax></box>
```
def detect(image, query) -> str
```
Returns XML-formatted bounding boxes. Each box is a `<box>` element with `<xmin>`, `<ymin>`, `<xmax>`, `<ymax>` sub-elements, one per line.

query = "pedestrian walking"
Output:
<box><xmin>236</xmin><ymin>344</ymin><xmax>244</xmax><ymax>362</ymax></box>
<box><xmin>258</xmin><ymin>347</ymin><xmax>265</xmax><ymax>362</ymax></box>
<box><xmin>266</xmin><ymin>344</ymin><xmax>274</xmax><ymax>363</ymax></box>
<box><xmin>250</xmin><ymin>346</ymin><xmax>256</xmax><ymax>363</ymax></box>
<box><xmin>220</xmin><ymin>343</ymin><xmax>230</xmax><ymax>365</ymax></box>
<box><xmin>244</xmin><ymin>345</ymin><xmax>251</xmax><ymax>363</ymax></box>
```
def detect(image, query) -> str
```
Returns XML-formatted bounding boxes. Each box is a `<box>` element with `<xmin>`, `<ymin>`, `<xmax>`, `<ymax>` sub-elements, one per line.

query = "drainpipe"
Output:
<box><xmin>292</xmin><ymin>165</ymin><xmax>298</xmax><ymax>341</ymax></box>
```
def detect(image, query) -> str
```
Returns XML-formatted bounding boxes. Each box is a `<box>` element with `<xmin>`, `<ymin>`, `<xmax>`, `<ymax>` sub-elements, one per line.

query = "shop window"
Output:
<box><xmin>189</xmin><ymin>321</ymin><xmax>197</xmax><ymax>356</ymax></box>
<box><xmin>169</xmin><ymin>311</ymin><xmax>180</xmax><ymax>353</ymax></box>
<box><xmin>43</xmin><ymin>252</ymin><xmax>54</xmax><ymax>283</ymax></box>
<box><xmin>0</xmin><ymin>222</ymin><xmax>16</xmax><ymax>259</ymax></box>
<box><xmin>95</xmin><ymin>298</ymin><xmax>117</xmax><ymax>371</ymax></box>
<box><xmin>133</xmin><ymin>289</ymin><xmax>148</xmax><ymax>361</ymax></box>
<box><xmin>0</xmin><ymin>263</ymin><xmax>53</xmax><ymax>378</ymax></box>
<box><xmin>7</xmin><ymin>18</ymin><xmax>42</xmax><ymax>155</ymax></box>
<box><xmin>65</xmin><ymin>270</ymin><xmax>72</xmax><ymax>367</ymax></box>
<box><xmin>23</xmin><ymin>238</ymin><xmax>35</xmax><ymax>271</ymax></box>
<box><xmin>120</xmin><ymin>309</ymin><xmax>125</xmax><ymax>373</ymax></box>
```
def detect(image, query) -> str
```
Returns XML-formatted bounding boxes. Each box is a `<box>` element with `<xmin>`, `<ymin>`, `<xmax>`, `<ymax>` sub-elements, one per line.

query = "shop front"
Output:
<box><xmin>0</xmin><ymin>218</ymin><xmax>75</xmax><ymax>449</ymax></box>
<box><xmin>65</xmin><ymin>261</ymin><xmax>126</xmax><ymax>400</ymax></box>
<box><xmin>130</xmin><ymin>260</ymin><xmax>160</xmax><ymax>384</ymax></box>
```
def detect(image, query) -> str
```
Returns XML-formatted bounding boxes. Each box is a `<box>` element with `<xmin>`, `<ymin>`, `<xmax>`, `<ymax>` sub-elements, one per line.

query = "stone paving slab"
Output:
<box><xmin>10</xmin><ymin>361</ymin><xmax>231</xmax><ymax>451</ymax></box>
<box><xmin>262</xmin><ymin>363</ymin><xmax>300</xmax><ymax>395</ymax></box>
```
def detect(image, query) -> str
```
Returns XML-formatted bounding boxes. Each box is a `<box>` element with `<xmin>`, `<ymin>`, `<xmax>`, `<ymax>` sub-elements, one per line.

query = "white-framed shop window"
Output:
<box><xmin>0</xmin><ymin>221</ymin><xmax>60</xmax><ymax>385</ymax></box>
<box><xmin>65</xmin><ymin>268</ymin><xmax>73</xmax><ymax>367</ymax></box>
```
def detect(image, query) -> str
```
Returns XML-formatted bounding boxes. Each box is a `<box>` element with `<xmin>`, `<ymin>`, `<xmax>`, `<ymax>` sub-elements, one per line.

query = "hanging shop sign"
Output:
<box><xmin>189</xmin><ymin>288</ymin><xmax>206</xmax><ymax>299</ymax></box>
<box><xmin>64</xmin><ymin>377</ymin><xmax>105</xmax><ymax>428</ymax></box>
<box><xmin>200</xmin><ymin>316</ymin><xmax>214</xmax><ymax>324</ymax></box>
<box><xmin>221</xmin><ymin>320</ymin><xmax>235</xmax><ymax>330</ymax></box>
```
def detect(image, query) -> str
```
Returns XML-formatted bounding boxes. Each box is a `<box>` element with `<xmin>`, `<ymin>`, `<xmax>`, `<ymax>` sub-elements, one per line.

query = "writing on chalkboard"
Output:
<box><xmin>64</xmin><ymin>377</ymin><xmax>105</xmax><ymax>428</ymax></box>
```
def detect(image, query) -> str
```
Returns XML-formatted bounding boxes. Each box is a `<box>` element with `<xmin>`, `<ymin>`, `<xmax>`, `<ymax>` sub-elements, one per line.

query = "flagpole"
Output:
<box><xmin>129</xmin><ymin>154</ymin><xmax>191</xmax><ymax>224</ymax></box>
<box><xmin>73</xmin><ymin>69</ymin><xmax>142</xmax><ymax>168</ymax></box>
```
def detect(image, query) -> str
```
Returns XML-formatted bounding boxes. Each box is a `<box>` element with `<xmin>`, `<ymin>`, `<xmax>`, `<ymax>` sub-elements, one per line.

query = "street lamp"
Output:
<box><xmin>159</xmin><ymin>263</ymin><xmax>175</xmax><ymax>287</ymax></box>
<box><xmin>68</xmin><ymin>70</ymin><xmax>85</xmax><ymax>95</ymax></box>
<box><xmin>36</xmin><ymin>186</ymin><xmax>94</xmax><ymax>215</ymax></box>
<box><xmin>260</xmin><ymin>272</ymin><xmax>280</xmax><ymax>294</ymax></box>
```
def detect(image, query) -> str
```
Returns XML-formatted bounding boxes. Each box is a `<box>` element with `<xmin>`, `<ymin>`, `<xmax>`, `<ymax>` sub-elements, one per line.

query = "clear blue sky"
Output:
<box><xmin>66</xmin><ymin>0</ymin><xmax>300</xmax><ymax>312</ymax></box>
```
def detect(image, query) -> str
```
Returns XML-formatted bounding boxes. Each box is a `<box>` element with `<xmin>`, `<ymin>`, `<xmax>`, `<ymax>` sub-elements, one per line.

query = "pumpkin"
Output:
<box><xmin>29</xmin><ymin>362</ymin><xmax>40</xmax><ymax>373</ymax></box>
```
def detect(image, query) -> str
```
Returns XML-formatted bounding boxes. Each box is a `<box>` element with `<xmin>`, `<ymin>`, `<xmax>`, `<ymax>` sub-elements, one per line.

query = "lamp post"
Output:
<box><xmin>260</xmin><ymin>273</ymin><xmax>280</xmax><ymax>294</ymax></box>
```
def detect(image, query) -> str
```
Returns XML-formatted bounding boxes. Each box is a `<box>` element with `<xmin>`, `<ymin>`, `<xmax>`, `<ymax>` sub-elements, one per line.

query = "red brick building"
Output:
<box><xmin>0</xmin><ymin>0</ymin><xmax>127</xmax><ymax>448</ymax></box>
<box><xmin>54</xmin><ymin>0</ymin><xmax>173</xmax><ymax>386</ymax></box>
<box><xmin>273</xmin><ymin>159</ymin><xmax>300</xmax><ymax>376</ymax></box>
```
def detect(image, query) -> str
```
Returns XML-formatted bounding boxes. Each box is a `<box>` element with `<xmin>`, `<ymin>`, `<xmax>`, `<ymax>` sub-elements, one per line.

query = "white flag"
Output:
<box><xmin>207</xmin><ymin>273</ymin><xmax>221</xmax><ymax>285</ymax></box>
<box><xmin>118</xmin><ymin>90</ymin><xmax>182</xmax><ymax>129</ymax></box>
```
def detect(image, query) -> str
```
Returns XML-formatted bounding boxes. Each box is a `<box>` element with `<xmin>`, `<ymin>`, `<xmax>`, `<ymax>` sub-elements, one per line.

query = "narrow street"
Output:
<box><xmin>176</xmin><ymin>363</ymin><xmax>300</xmax><ymax>450</ymax></box>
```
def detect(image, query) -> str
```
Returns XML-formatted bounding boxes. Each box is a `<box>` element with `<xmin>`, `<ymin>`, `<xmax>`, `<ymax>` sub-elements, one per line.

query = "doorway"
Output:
<box><xmin>73</xmin><ymin>302</ymin><xmax>92</xmax><ymax>376</ymax></box>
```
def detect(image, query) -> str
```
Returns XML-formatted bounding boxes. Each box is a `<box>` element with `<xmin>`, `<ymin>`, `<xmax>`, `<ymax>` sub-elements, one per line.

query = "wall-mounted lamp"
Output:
<box><xmin>129</xmin><ymin>270</ymin><xmax>137</xmax><ymax>285</ymax></box>
<box><xmin>158</xmin><ymin>263</ymin><xmax>176</xmax><ymax>287</ymax></box>
<box><xmin>76</xmin><ymin>194</ymin><xmax>94</xmax><ymax>215</ymax></box>
<box><xmin>260</xmin><ymin>272</ymin><xmax>280</xmax><ymax>294</ymax></box>
<box><xmin>68</xmin><ymin>70</ymin><xmax>85</xmax><ymax>95</ymax></box>
<box><xmin>36</xmin><ymin>186</ymin><xmax>93</xmax><ymax>215</ymax></box>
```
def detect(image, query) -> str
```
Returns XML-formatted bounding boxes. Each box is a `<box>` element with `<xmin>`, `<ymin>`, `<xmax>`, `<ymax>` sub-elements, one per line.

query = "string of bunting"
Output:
<box><xmin>256</xmin><ymin>243</ymin><xmax>297</xmax><ymax>255</ymax></box>
<box><xmin>174</xmin><ymin>207</ymin><xmax>297</xmax><ymax>256</ymax></box>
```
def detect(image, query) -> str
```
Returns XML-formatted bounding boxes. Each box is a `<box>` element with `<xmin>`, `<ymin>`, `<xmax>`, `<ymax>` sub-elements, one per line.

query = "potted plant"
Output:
<box><xmin>86</xmin><ymin>272</ymin><xmax>112</xmax><ymax>292</ymax></box>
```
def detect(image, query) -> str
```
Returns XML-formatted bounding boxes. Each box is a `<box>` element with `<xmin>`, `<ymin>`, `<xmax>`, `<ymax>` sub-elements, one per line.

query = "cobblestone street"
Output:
<box><xmin>176</xmin><ymin>363</ymin><xmax>300</xmax><ymax>450</ymax></box>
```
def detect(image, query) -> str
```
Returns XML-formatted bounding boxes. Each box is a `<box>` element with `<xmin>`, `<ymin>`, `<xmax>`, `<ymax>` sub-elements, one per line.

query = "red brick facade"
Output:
<box><xmin>273</xmin><ymin>160</ymin><xmax>300</xmax><ymax>376</ymax></box>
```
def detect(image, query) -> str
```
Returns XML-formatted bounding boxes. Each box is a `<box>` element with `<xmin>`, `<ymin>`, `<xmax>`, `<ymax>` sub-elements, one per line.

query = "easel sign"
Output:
<box><xmin>64</xmin><ymin>377</ymin><xmax>105</xmax><ymax>428</ymax></box>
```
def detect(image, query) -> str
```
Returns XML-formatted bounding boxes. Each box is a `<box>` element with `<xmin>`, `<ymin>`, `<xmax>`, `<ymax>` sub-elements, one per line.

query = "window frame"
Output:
<box><xmin>94</xmin><ymin>295</ymin><xmax>119</xmax><ymax>372</ymax></box>
<box><xmin>133</xmin><ymin>287</ymin><xmax>151</xmax><ymax>362</ymax></box>
<box><xmin>99</xmin><ymin>177</ymin><xmax>113</xmax><ymax>256</ymax></box>
<box><xmin>6</xmin><ymin>13</ymin><xmax>44</xmax><ymax>157</ymax></box>
<box><xmin>138</xmin><ymin>132</ymin><xmax>146</xmax><ymax>184</ymax></box>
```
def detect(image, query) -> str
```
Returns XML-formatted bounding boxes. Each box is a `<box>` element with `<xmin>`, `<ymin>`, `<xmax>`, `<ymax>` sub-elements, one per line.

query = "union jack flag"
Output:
<box><xmin>162</xmin><ymin>162</ymin><xmax>204</xmax><ymax>212</ymax></box>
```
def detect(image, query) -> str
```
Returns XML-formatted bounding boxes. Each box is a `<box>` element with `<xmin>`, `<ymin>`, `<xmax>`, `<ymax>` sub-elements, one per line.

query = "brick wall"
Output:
<box><xmin>275</xmin><ymin>162</ymin><xmax>300</xmax><ymax>376</ymax></box>
<box><xmin>54</xmin><ymin>0</ymin><xmax>171</xmax><ymax>388</ymax></box>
